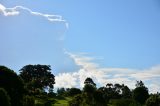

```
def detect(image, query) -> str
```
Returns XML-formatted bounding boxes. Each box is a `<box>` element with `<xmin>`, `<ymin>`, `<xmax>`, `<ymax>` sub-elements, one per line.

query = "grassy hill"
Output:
<box><xmin>35</xmin><ymin>95</ymin><xmax>71</xmax><ymax>106</ymax></box>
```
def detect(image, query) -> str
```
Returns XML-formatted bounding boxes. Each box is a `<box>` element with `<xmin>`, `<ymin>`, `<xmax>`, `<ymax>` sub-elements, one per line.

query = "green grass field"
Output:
<box><xmin>35</xmin><ymin>96</ymin><xmax>72</xmax><ymax>106</ymax></box>
<box><xmin>53</xmin><ymin>97</ymin><xmax>72</xmax><ymax>106</ymax></box>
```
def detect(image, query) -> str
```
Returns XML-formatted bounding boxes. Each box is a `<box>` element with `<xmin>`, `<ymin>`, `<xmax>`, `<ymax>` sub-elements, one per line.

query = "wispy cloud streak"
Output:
<box><xmin>0</xmin><ymin>4</ymin><xmax>68</xmax><ymax>28</ymax></box>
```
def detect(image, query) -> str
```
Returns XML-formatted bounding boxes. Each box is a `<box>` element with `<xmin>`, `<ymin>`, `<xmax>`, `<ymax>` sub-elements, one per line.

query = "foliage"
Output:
<box><xmin>135</xmin><ymin>80</ymin><xmax>145</xmax><ymax>88</ymax></box>
<box><xmin>93</xmin><ymin>90</ymin><xmax>106</xmax><ymax>106</ymax></box>
<box><xmin>67</xmin><ymin>88</ymin><xmax>81</xmax><ymax>96</ymax></box>
<box><xmin>84</xmin><ymin>77</ymin><xmax>96</xmax><ymax>86</ymax></box>
<box><xmin>109</xmin><ymin>99</ymin><xmax>139</xmax><ymax>106</ymax></box>
<box><xmin>19</xmin><ymin>64</ymin><xmax>55</xmax><ymax>94</ymax></box>
<box><xmin>0</xmin><ymin>88</ymin><xmax>11</xmax><ymax>106</ymax></box>
<box><xmin>83</xmin><ymin>84</ymin><xmax>96</xmax><ymax>94</ymax></box>
<box><xmin>23</xmin><ymin>95</ymin><xmax>35</xmax><ymax>106</ymax></box>
<box><xmin>133</xmin><ymin>80</ymin><xmax>149</xmax><ymax>104</ymax></box>
<box><xmin>121</xmin><ymin>85</ymin><xmax>132</xmax><ymax>98</ymax></box>
<box><xmin>69</xmin><ymin>94</ymin><xmax>83</xmax><ymax>106</ymax></box>
<box><xmin>1</xmin><ymin>65</ymin><xmax>160</xmax><ymax>106</ymax></box>
<box><xmin>145</xmin><ymin>94</ymin><xmax>160</xmax><ymax>106</ymax></box>
<box><xmin>69</xmin><ymin>78</ymin><xmax>106</xmax><ymax>106</ymax></box>
<box><xmin>57</xmin><ymin>88</ymin><xmax>66</xmax><ymax>96</ymax></box>
<box><xmin>97</xmin><ymin>83</ymin><xmax>132</xmax><ymax>104</ymax></box>
<box><xmin>0</xmin><ymin>66</ymin><xmax>25</xmax><ymax>106</ymax></box>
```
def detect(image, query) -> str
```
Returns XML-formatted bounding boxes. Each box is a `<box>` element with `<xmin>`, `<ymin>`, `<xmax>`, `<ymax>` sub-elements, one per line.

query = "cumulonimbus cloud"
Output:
<box><xmin>0</xmin><ymin>4</ymin><xmax>68</xmax><ymax>28</ymax></box>
<box><xmin>55</xmin><ymin>51</ymin><xmax>160</xmax><ymax>93</ymax></box>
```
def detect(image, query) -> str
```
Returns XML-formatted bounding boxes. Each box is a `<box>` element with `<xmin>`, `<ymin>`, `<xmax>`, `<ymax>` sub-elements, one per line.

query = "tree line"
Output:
<box><xmin>0</xmin><ymin>64</ymin><xmax>160</xmax><ymax>106</ymax></box>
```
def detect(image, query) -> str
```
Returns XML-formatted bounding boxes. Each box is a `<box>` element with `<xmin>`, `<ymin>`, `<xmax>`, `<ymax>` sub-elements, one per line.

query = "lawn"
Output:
<box><xmin>35</xmin><ymin>96</ymin><xmax>72</xmax><ymax>106</ymax></box>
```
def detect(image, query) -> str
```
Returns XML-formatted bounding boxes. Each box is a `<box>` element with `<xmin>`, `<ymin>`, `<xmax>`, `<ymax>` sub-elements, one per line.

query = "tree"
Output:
<box><xmin>57</xmin><ymin>88</ymin><xmax>65</xmax><ymax>96</ymax></box>
<box><xmin>68</xmin><ymin>88</ymin><xmax>81</xmax><ymax>96</ymax></box>
<box><xmin>83</xmin><ymin>78</ymin><xmax>96</xmax><ymax>94</ymax></box>
<box><xmin>83</xmin><ymin>78</ymin><xmax>97</xmax><ymax>106</ymax></box>
<box><xmin>84</xmin><ymin>77</ymin><xmax>96</xmax><ymax>87</ymax></box>
<box><xmin>104</xmin><ymin>83</ymin><xmax>122</xmax><ymax>100</ymax></box>
<box><xmin>133</xmin><ymin>80</ymin><xmax>149</xmax><ymax>104</ymax></box>
<box><xmin>19</xmin><ymin>64</ymin><xmax>55</xmax><ymax>94</ymax></box>
<box><xmin>145</xmin><ymin>94</ymin><xmax>160</xmax><ymax>106</ymax></box>
<box><xmin>93</xmin><ymin>90</ymin><xmax>106</xmax><ymax>106</ymax></box>
<box><xmin>23</xmin><ymin>95</ymin><xmax>35</xmax><ymax>106</ymax></box>
<box><xmin>135</xmin><ymin>80</ymin><xmax>145</xmax><ymax>88</ymax></box>
<box><xmin>121</xmin><ymin>85</ymin><xmax>132</xmax><ymax>98</ymax></box>
<box><xmin>0</xmin><ymin>66</ymin><xmax>25</xmax><ymax>106</ymax></box>
<box><xmin>0</xmin><ymin>88</ymin><xmax>11</xmax><ymax>106</ymax></box>
<box><xmin>69</xmin><ymin>94</ymin><xmax>83</xmax><ymax>106</ymax></box>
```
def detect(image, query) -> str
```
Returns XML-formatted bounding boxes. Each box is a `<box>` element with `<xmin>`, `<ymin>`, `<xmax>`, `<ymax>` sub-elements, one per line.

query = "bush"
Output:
<box><xmin>145</xmin><ymin>94</ymin><xmax>160</xmax><ymax>106</ymax></box>
<box><xmin>23</xmin><ymin>95</ymin><xmax>35</xmax><ymax>106</ymax></box>
<box><xmin>68</xmin><ymin>88</ymin><xmax>81</xmax><ymax>96</ymax></box>
<box><xmin>109</xmin><ymin>99</ymin><xmax>140</xmax><ymax>106</ymax></box>
<box><xmin>0</xmin><ymin>88</ymin><xmax>11</xmax><ymax>106</ymax></box>
<box><xmin>69</xmin><ymin>94</ymin><xmax>83</xmax><ymax>106</ymax></box>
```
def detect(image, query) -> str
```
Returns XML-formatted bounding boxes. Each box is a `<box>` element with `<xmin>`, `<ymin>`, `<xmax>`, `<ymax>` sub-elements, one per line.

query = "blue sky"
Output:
<box><xmin>0</xmin><ymin>0</ymin><xmax>160</xmax><ymax>92</ymax></box>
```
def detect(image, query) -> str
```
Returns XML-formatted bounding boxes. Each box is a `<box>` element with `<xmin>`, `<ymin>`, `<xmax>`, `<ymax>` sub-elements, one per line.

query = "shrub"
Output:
<box><xmin>23</xmin><ymin>95</ymin><xmax>35</xmax><ymax>106</ymax></box>
<box><xmin>0</xmin><ymin>88</ymin><xmax>11</xmax><ymax>106</ymax></box>
<box><xmin>109</xmin><ymin>99</ymin><xmax>140</xmax><ymax>106</ymax></box>
<box><xmin>145</xmin><ymin>94</ymin><xmax>160</xmax><ymax>106</ymax></box>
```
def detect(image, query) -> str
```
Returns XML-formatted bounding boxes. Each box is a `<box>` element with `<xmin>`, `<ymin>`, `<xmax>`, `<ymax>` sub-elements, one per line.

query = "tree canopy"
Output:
<box><xmin>133</xmin><ymin>80</ymin><xmax>149</xmax><ymax>104</ymax></box>
<box><xmin>19</xmin><ymin>64</ymin><xmax>55</xmax><ymax>94</ymax></box>
<box><xmin>0</xmin><ymin>88</ymin><xmax>11</xmax><ymax>106</ymax></box>
<box><xmin>145</xmin><ymin>94</ymin><xmax>160</xmax><ymax>106</ymax></box>
<box><xmin>0</xmin><ymin>65</ymin><xmax>159</xmax><ymax>106</ymax></box>
<box><xmin>0</xmin><ymin>66</ymin><xmax>25</xmax><ymax>106</ymax></box>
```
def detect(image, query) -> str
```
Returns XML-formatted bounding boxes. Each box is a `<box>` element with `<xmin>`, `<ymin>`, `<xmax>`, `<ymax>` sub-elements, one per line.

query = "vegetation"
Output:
<box><xmin>0</xmin><ymin>65</ymin><xmax>159</xmax><ymax>106</ymax></box>
<box><xmin>0</xmin><ymin>66</ymin><xmax>25</xmax><ymax>106</ymax></box>
<box><xmin>145</xmin><ymin>94</ymin><xmax>160</xmax><ymax>106</ymax></box>
<box><xmin>133</xmin><ymin>81</ymin><xmax>149</xmax><ymax>104</ymax></box>
<box><xmin>0</xmin><ymin>88</ymin><xmax>11</xmax><ymax>106</ymax></box>
<box><xmin>19</xmin><ymin>64</ymin><xmax>55</xmax><ymax>95</ymax></box>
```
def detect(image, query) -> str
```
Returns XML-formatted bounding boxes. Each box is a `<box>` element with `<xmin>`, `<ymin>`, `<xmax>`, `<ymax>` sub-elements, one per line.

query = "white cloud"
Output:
<box><xmin>0</xmin><ymin>4</ymin><xmax>19</xmax><ymax>16</ymax></box>
<box><xmin>55</xmin><ymin>73</ymin><xmax>78</xmax><ymax>88</ymax></box>
<box><xmin>0</xmin><ymin>4</ymin><xmax>68</xmax><ymax>28</ymax></box>
<box><xmin>55</xmin><ymin>52</ymin><xmax>160</xmax><ymax>93</ymax></box>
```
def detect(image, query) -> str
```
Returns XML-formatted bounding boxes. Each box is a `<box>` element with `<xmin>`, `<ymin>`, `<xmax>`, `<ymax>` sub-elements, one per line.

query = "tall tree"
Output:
<box><xmin>19</xmin><ymin>64</ymin><xmax>55</xmax><ymax>94</ymax></box>
<box><xmin>133</xmin><ymin>80</ymin><xmax>149</xmax><ymax>104</ymax></box>
<box><xmin>0</xmin><ymin>66</ymin><xmax>24</xmax><ymax>106</ymax></box>
<box><xmin>83</xmin><ymin>77</ymin><xmax>96</xmax><ymax>94</ymax></box>
<box><xmin>121</xmin><ymin>85</ymin><xmax>131</xmax><ymax>98</ymax></box>
<box><xmin>84</xmin><ymin>77</ymin><xmax>96</xmax><ymax>87</ymax></box>
<box><xmin>57</xmin><ymin>88</ymin><xmax>65</xmax><ymax>96</ymax></box>
<box><xmin>83</xmin><ymin>77</ymin><xmax>97</xmax><ymax>106</ymax></box>
<box><xmin>68</xmin><ymin>88</ymin><xmax>81</xmax><ymax>96</ymax></box>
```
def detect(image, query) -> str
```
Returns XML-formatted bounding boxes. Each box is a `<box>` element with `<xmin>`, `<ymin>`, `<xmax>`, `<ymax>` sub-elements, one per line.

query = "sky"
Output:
<box><xmin>0</xmin><ymin>0</ymin><xmax>160</xmax><ymax>93</ymax></box>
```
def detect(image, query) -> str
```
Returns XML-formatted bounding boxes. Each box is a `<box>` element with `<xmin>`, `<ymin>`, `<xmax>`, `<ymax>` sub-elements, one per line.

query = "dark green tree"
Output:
<box><xmin>83</xmin><ymin>84</ymin><xmax>96</xmax><ymax>94</ymax></box>
<box><xmin>68</xmin><ymin>88</ymin><xmax>81</xmax><ymax>96</ymax></box>
<box><xmin>0</xmin><ymin>66</ymin><xmax>25</xmax><ymax>106</ymax></box>
<box><xmin>84</xmin><ymin>77</ymin><xmax>96</xmax><ymax>87</ymax></box>
<box><xmin>69</xmin><ymin>94</ymin><xmax>83</xmax><ymax>106</ymax></box>
<box><xmin>121</xmin><ymin>85</ymin><xmax>132</xmax><ymax>98</ymax></box>
<box><xmin>145</xmin><ymin>94</ymin><xmax>160</xmax><ymax>106</ymax></box>
<box><xmin>93</xmin><ymin>90</ymin><xmax>106</xmax><ymax>106</ymax></box>
<box><xmin>19</xmin><ymin>64</ymin><xmax>55</xmax><ymax>94</ymax></box>
<box><xmin>133</xmin><ymin>80</ymin><xmax>149</xmax><ymax>104</ymax></box>
<box><xmin>0</xmin><ymin>88</ymin><xmax>11</xmax><ymax>106</ymax></box>
<box><xmin>135</xmin><ymin>80</ymin><xmax>144</xmax><ymax>87</ymax></box>
<box><xmin>104</xmin><ymin>83</ymin><xmax>121</xmax><ymax>100</ymax></box>
<box><xmin>23</xmin><ymin>95</ymin><xmax>35</xmax><ymax>106</ymax></box>
<box><xmin>57</xmin><ymin>88</ymin><xmax>65</xmax><ymax>96</ymax></box>
<box><xmin>83</xmin><ymin>78</ymin><xmax>97</xmax><ymax>106</ymax></box>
